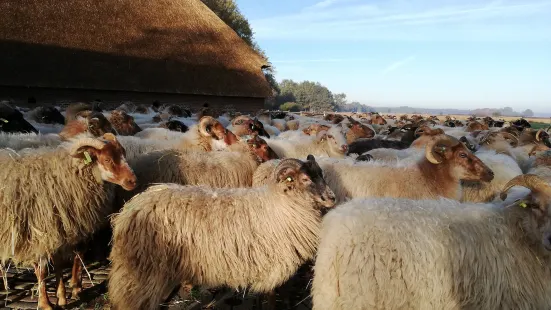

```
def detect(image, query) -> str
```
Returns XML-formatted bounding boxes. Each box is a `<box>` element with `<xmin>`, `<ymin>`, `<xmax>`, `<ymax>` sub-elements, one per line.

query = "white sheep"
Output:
<box><xmin>312</xmin><ymin>174</ymin><xmax>551</xmax><ymax>310</ymax></box>
<box><xmin>461</xmin><ymin>150</ymin><xmax>523</xmax><ymax>202</ymax></box>
<box><xmin>0</xmin><ymin>132</ymin><xmax>61</xmax><ymax>150</ymax></box>
<box><xmin>108</xmin><ymin>156</ymin><xmax>336</xmax><ymax>310</ymax></box>
<box><xmin>318</xmin><ymin>135</ymin><xmax>494</xmax><ymax>202</ymax></box>
<box><xmin>266</xmin><ymin>125</ymin><xmax>348</xmax><ymax>159</ymax></box>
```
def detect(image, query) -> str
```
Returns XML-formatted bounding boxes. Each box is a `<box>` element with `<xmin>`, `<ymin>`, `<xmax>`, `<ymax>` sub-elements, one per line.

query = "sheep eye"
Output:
<box><xmin>328</xmin><ymin>135</ymin><xmax>333</xmax><ymax>138</ymax></box>
<box><xmin>286</xmin><ymin>176</ymin><xmax>293</xmax><ymax>182</ymax></box>
<box><xmin>460</xmin><ymin>153</ymin><xmax>467</xmax><ymax>158</ymax></box>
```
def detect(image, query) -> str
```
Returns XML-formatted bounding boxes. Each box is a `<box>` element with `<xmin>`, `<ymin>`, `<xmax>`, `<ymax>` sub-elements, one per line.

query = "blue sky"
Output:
<box><xmin>236</xmin><ymin>0</ymin><xmax>551</xmax><ymax>114</ymax></box>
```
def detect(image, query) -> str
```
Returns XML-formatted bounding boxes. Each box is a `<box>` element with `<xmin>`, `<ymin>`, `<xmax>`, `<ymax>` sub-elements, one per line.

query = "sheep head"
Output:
<box><xmin>199</xmin><ymin>116</ymin><xmax>239</xmax><ymax>147</ymax></box>
<box><xmin>109</xmin><ymin>110</ymin><xmax>142</xmax><ymax>136</ymax></box>
<box><xmin>317</xmin><ymin>127</ymin><xmax>348</xmax><ymax>155</ymax></box>
<box><xmin>230</xmin><ymin>115</ymin><xmax>254</xmax><ymax>136</ymax></box>
<box><xmin>274</xmin><ymin>155</ymin><xmax>336</xmax><ymax>209</ymax></box>
<box><xmin>500</xmin><ymin>174</ymin><xmax>551</xmax><ymax>251</ymax></box>
<box><xmin>69</xmin><ymin>133</ymin><xmax>137</xmax><ymax>191</ymax></box>
<box><xmin>245</xmin><ymin>133</ymin><xmax>279</xmax><ymax>162</ymax></box>
<box><xmin>425</xmin><ymin>135</ymin><xmax>494</xmax><ymax>182</ymax></box>
<box><xmin>82</xmin><ymin>111</ymin><xmax>116</xmax><ymax>137</ymax></box>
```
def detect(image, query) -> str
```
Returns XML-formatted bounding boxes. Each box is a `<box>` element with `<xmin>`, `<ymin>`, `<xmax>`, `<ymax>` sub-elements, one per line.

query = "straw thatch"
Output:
<box><xmin>0</xmin><ymin>0</ymin><xmax>271</xmax><ymax>98</ymax></box>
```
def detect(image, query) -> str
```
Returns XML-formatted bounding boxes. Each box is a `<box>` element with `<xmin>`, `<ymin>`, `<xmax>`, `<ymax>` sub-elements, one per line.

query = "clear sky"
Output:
<box><xmin>236</xmin><ymin>0</ymin><xmax>551</xmax><ymax>113</ymax></box>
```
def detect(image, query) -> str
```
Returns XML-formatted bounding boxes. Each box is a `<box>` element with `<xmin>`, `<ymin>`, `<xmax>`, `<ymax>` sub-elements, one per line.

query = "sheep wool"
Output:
<box><xmin>313</xmin><ymin>197</ymin><xmax>551</xmax><ymax>310</ymax></box>
<box><xmin>109</xmin><ymin>182</ymin><xmax>327</xmax><ymax>310</ymax></box>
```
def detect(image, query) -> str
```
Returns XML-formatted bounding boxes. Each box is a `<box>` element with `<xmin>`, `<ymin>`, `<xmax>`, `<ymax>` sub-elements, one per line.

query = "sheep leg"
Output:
<box><xmin>69</xmin><ymin>252</ymin><xmax>83</xmax><ymax>299</ymax></box>
<box><xmin>33</xmin><ymin>261</ymin><xmax>53</xmax><ymax>310</ymax></box>
<box><xmin>54</xmin><ymin>256</ymin><xmax>67</xmax><ymax>306</ymax></box>
<box><xmin>265</xmin><ymin>291</ymin><xmax>276</xmax><ymax>310</ymax></box>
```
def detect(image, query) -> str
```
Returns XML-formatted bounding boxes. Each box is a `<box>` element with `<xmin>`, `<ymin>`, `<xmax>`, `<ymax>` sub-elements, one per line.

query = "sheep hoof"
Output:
<box><xmin>70</xmin><ymin>288</ymin><xmax>82</xmax><ymax>300</ymax></box>
<box><xmin>57</xmin><ymin>295</ymin><xmax>67</xmax><ymax>306</ymax></box>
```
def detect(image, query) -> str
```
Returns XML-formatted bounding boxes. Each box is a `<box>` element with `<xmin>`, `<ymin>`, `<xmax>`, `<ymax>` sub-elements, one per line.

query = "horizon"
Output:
<box><xmin>236</xmin><ymin>0</ymin><xmax>551</xmax><ymax>113</ymax></box>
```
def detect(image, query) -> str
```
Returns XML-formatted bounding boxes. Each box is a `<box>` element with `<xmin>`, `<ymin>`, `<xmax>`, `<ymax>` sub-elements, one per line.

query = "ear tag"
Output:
<box><xmin>286</xmin><ymin>176</ymin><xmax>293</xmax><ymax>182</ymax></box>
<box><xmin>519</xmin><ymin>202</ymin><xmax>528</xmax><ymax>208</ymax></box>
<box><xmin>0</xmin><ymin>118</ymin><xmax>8</xmax><ymax>123</ymax></box>
<box><xmin>83</xmin><ymin>151</ymin><xmax>92</xmax><ymax>165</ymax></box>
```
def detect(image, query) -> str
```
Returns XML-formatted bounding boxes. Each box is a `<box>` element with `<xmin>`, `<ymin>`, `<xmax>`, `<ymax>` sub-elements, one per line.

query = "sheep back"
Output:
<box><xmin>313</xmin><ymin>198</ymin><xmax>551</xmax><ymax>310</ymax></box>
<box><xmin>109</xmin><ymin>183</ymin><xmax>323</xmax><ymax>310</ymax></box>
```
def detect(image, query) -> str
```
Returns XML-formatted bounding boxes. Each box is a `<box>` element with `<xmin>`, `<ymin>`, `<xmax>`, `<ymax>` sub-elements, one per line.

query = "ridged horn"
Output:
<box><xmin>69</xmin><ymin>137</ymin><xmax>106</xmax><ymax>156</ymax></box>
<box><xmin>198</xmin><ymin>116</ymin><xmax>218</xmax><ymax>137</ymax></box>
<box><xmin>500</xmin><ymin>174</ymin><xmax>551</xmax><ymax>201</ymax></box>
<box><xmin>536</xmin><ymin>129</ymin><xmax>544</xmax><ymax>142</ymax></box>
<box><xmin>102</xmin><ymin>133</ymin><xmax>118</xmax><ymax>143</ymax></box>
<box><xmin>274</xmin><ymin>158</ymin><xmax>304</xmax><ymax>181</ymax></box>
<box><xmin>425</xmin><ymin>135</ymin><xmax>460</xmax><ymax>164</ymax></box>
<box><xmin>499</xmin><ymin>132</ymin><xmax>518</xmax><ymax>147</ymax></box>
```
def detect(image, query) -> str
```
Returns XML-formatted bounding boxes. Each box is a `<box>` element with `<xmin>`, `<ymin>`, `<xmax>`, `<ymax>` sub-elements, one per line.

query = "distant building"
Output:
<box><xmin>0</xmin><ymin>0</ymin><xmax>271</xmax><ymax>112</ymax></box>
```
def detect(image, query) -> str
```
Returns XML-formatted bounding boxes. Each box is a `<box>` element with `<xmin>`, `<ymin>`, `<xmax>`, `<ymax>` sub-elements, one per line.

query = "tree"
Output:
<box><xmin>280</xmin><ymin>102</ymin><xmax>301</xmax><ymax>112</ymax></box>
<box><xmin>522</xmin><ymin>109</ymin><xmax>534</xmax><ymax>117</ymax></box>
<box><xmin>492</xmin><ymin>111</ymin><xmax>502</xmax><ymax>117</ymax></box>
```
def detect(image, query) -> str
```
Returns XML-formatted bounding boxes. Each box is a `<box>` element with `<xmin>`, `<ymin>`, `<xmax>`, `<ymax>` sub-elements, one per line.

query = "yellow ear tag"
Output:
<box><xmin>0</xmin><ymin>118</ymin><xmax>7</xmax><ymax>123</ymax></box>
<box><xmin>286</xmin><ymin>176</ymin><xmax>293</xmax><ymax>182</ymax></box>
<box><xmin>519</xmin><ymin>202</ymin><xmax>528</xmax><ymax>208</ymax></box>
<box><xmin>83</xmin><ymin>151</ymin><xmax>92</xmax><ymax>165</ymax></box>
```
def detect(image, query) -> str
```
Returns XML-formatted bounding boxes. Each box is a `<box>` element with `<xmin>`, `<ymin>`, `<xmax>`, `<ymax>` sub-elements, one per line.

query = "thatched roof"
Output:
<box><xmin>0</xmin><ymin>0</ymin><xmax>272</xmax><ymax>98</ymax></box>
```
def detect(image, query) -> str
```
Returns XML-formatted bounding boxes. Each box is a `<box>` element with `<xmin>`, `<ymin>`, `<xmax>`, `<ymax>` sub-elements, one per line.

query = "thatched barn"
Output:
<box><xmin>0</xmin><ymin>0</ymin><xmax>272</xmax><ymax>112</ymax></box>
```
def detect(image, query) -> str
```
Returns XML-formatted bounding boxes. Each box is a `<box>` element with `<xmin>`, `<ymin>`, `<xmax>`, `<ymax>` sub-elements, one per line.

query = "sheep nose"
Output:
<box><xmin>341</xmin><ymin>145</ymin><xmax>348</xmax><ymax>152</ymax></box>
<box><xmin>123</xmin><ymin>178</ymin><xmax>137</xmax><ymax>190</ymax></box>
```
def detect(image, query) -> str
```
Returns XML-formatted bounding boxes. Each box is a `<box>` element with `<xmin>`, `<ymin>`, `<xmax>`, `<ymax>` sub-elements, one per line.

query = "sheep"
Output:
<box><xmin>0</xmin><ymin>102</ymin><xmax>38</xmax><ymax>134</ymax></box>
<box><xmin>133</xmin><ymin>127</ymin><xmax>187</xmax><ymax>141</ymax></box>
<box><xmin>122</xmin><ymin>134</ymin><xmax>278</xmax><ymax>202</ymax></box>
<box><xmin>0</xmin><ymin>132</ymin><xmax>61</xmax><ymax>150</ymax></box>
<box><xmin>465</xmin><ymin>120</ymin><xmax>489</xmax><ymax>132</ymax></box>
<box><xmin>312</xmin><ymin>174</ymin><xmax>551</xmax><ymax>310</ymax></box>
<box><xmin>178</xmin><ymin>116</ymin><xmax>239</xmax><ymax>152</ymax></box>
<box><xmin>0</xmin><ymin>133</ymin><xmax>136</xmax><ymax>309</ymax></box>
<box><xmin>461</xmin><ymin>150</ymin><xmax>523</xmax><ymax>202</ymax></box>
<box><xmin>364</xmin><ymin>147</ymin><xmax>424</xmax><ymax>162</ymax></box>
<box><xmin>286</xmin><ymin>119</ymin><xmax>300</xmax><ymax>130</ymax></box>
<box><xmin>26</xmin><ymin>106</ymin><xmax>65</xmax><ymax>125</ymax></box>
<box><xmin>266</xmin><ymin>125</ymin><xmax>348</xmax><ymax>159</ymax></box>
<box><xmin>59</xmin><ymin>111</ymin><xmax>116</xmax><ymax>140</ymax></box>
<box><xmin>319</xmin><ymin>135</ymin><xmax>493</xmax><ymax>202</ymax></box>
<box><xmin>159</xmin><ymin>119</ymin><xmax>189</xmax><ymax>132</ymax></box>
<box><xmin>342</xmin><ymin>116</ymin><xmax>375</xmax><ymax>144</ymax></box>
<box><xmin>347</xmin><ymin>138</ymin><xmax>410</xmax><ymax>155</ymax></box>
<box><xmin>527</xmin><ymin>149</ymin><xmax>551</xmax><ymax>183</ymax></box>
<box><xmin>108</xmin><ymin>109</ymin><xmax>142</xmax><ymax>135</ymax></box>
<box><xmin>108</xmin><ymin>155</ymin><xmax>336</xmax><ymax>310</ymax></box>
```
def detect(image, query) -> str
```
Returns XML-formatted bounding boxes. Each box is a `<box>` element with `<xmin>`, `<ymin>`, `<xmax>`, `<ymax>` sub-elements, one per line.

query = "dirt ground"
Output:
<box><xmin>0</xmin><ymin>261</ymin><xmax>314</xmax><ymax>310</ymax></box>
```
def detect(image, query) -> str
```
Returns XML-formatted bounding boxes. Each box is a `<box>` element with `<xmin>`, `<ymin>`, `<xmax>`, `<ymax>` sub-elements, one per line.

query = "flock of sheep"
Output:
<box><xmin>2</xmin><ymin>100</ymin><xmax>551</xmax><ymax>310</ymax></box>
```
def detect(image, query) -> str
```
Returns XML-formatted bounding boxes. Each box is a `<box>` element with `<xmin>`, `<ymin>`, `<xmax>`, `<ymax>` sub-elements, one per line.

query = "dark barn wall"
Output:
<box><xmin>0</xmin><ymin>86</ymin><xmax>265</xmax><ymax>113</ymax></box>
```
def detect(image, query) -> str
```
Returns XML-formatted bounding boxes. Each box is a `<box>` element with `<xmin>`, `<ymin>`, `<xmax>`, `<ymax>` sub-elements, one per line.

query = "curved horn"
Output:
<box><xmin>274</xmin><ymin>158</ymin><xmax>303</xmax><ymax>181</ymax></box>
<box><xmin>69</xmin><ymin>137</ymin><xmax>106</xmax><ymax>156</ymax></box>
<box><xmin>500</xmin><ymin>174</ymin><xmax>551</xmax><ymax>201</ymax></box>
<box><xmin>102</xmin><ymin>133</ymin><xmax>118</xmax><ymax>143</ymax></box>
<box><xmin>198</xmin><ymin>116</ymin><xmax>217</xmax><ymax>137</ymax></box>
<box><xmin>536</xmin><ymin>129</ymin><xmax>544</xmax><ymax>142</ymax></box>
<box><xmin>499</xmin><ymin>132</ymin><xmax>519</xmax><ymax>147</ymax></box>
<box><xmin>425</xmin><ymin>135</ymin><xmax>460</xmax><ymax>164</ymax></box>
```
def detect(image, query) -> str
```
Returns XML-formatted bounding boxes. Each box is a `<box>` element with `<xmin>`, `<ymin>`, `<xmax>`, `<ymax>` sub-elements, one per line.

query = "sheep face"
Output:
<box><xmin>318</xmin><ymin>126</ymin><xmax>348</xmax><ymax>155</ymax></box>
<box><xmin>230</xmin><ymin>115</ymin><xmax>254</xmax><ymax>136</ymax></box>
<box><xmin>501</xmin><ymin>174</ymin><xmax>551</xmax><ymax>252</ymax></box>
<box><xmin>200</xmin><ymin>117</ymin><xmax>239</xmax><ymax>150</ymax></box>
<box><xmin>71</xmin><ymin>133</ymin><xmax>137</xmax><ymax>191</ymax></box>
<box><xmin>160</xmin><ymin>120</ymin><xmax>189</xmax><ymax>132</ymax></box>
<box><xmin>109</xmin><ymin>110</ymin><xmax>142</xmax><ymax>136</ymax></box>
<box><xmin>345</xmin><ymin>121</ymin><xmax>375</xmax><ymax>144</ymax></box>
<box><xmin>371</xmin><ymin>114</ymin><xmax>387</xmax><ymax>125</ymax></box>
<box><xmin>275</xmin><ymin>155</ymin><xmax>336</xmax><ymax>209</ymax></box>
<box><xmin>37</xmin><ymin>106</ymin><xmax>65</xmax><ymax>124</ymax></box>
<box><xmin>246</xmin><ymin>135</ymin><xmax>279</xmax><ymax>162</ymax></box>
<box><xmin>426</xmin><ymin>136</ymin><xmax>494</xmax><ymax>182</ymax></box>
<box><xmin>84</xmin><ymin>112</ymin><xmax>116</xmax><ymax>137</ymax></box>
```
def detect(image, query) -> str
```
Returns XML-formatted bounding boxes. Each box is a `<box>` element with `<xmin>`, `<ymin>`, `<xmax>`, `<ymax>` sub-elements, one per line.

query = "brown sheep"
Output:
<box><xmin>0</xmin><ymin>134</ymin><xmax>136</xmax><ymax>309</ymax></box>
<box><xmin>59</xmin><ymin>111</ymin><xmax>116</xmax><ymax>141</ymax></box>
<box><xmin>109</xmin><ymin>110</ymin><xmax>142</xmax><ymax>136</ymax></box>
